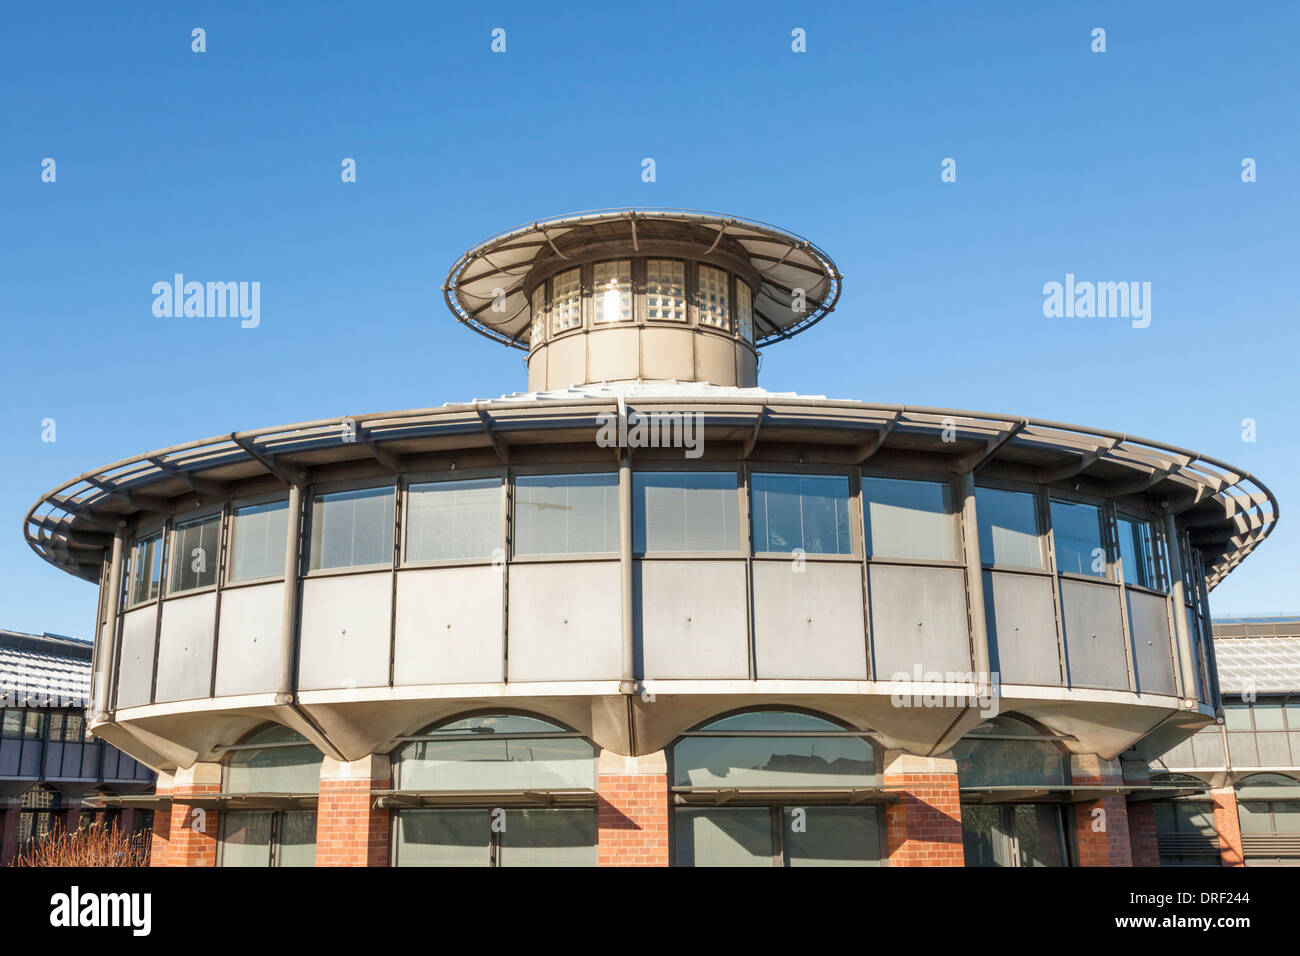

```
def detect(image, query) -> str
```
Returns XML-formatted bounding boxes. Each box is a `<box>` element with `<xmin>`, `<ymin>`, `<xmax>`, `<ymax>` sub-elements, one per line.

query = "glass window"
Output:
<box><xmin>592</xmin><ymin>260</ymin><xmax>631</xmax><ymax>323</ymax></box>
<box><xmin>170</xmin><ymin>513</ymin><xmax>221</xmax><ymax>593</ymax></box>
<box><xmin>862</xmin><ymin>476</ymin><xmax>957</xmax><ymax>561</ymax></box>
<box><xmin>696</xmin><ymin>265</ymin><xmax>730</xmax><ymax>330</ymax></box>
<box><xmin>396</xmin><ymin>714</ymin><xmax>595</xmax><ymax>792</ymax></box>
<box><xmin>736</xmin><ymin>281</ymin><xmax>754</xmax><ymax>342</ymax></box>
<box><xmin>952</xmin><ymin>718</ymin><xmax>1069</xmax><ymax>789</ymax></box>
<box><xmin>513</xmin><ymin>473</ymin><xmax>618</xmax><ymax>556</ymax></box>
<box><xmin>671</xmin><ymin>711</ymin><xmax>876</xmax><ymax>789</ymax></box>
<box><xmin>782</xmin><ymin>806</ymin><xmax>879</xmax><ymax>867</ymax></box>
<box><xmin>1223</xmin><ymin>704</ymin><xmax>1253</xmax><ymax>732</ymax></box>
<box><xmin>675</xmin><ymin>808</ymin><xmax>772</xmax><ymax>867</ymax></box>
<box><xmin>1253</xmin><ymin>704</ymin><xmax>1286</xmax><ymax>731</ymax></box>
<box><xmin>220</xmin><ymin>811</ymin><xmax>274</xmax><ymax>867</ymax></box>
<box><xmin>1049</xmin><ymin>499</ymin><xmax>1107</xmax><ymax>578</ymax></box>
<box><xmin>1286</xmin><ymin>703</ymin><xmax>1300</xmax><ymax>730</ymax></box>
<box><xmin>1117</xmin><ymin>516</ymin><xmax>1157</xmax><ymax>589</ymax></box>
<box><xmin>646</xmin><ymin>259</ymin><xmax>686</xmax><ymax>321</ymax></box>
<box><xmin>751</xmin><ymin>473</ymin><xmax>851</xmax><ymax>555</ymax></box>
<box><xmin>550</xmin><ymin>268</ymin><xmax>582</xmax><ymax>334</ymax></box>
<box><xmin>633</xmin><ymin>472</ymin><xmax>738</xmax><ymax>553</ymax></box>
<box><xmin>530</xmin><ymin>285</ymin><xmax>546</xmax><ymax>345</ymax></box>
<box><xmin>225</xmin><ymin>725</ymin><xmax>325</xmax><ymax>794</ymax></box>
<box><xmin>229</xmin><ymin>500</ymin><xmax>289</xmax><ymax>582</ymax></box>
<box><xmin>2</xmin><ymin>710</ymin><xmax>21</xmax><ymax>737</ymax></box>
<box><xmin>128</xmin><ymin>532</ymin><xmax>163</xmax><ymax>604</ymax></box>
<box><xmin>975</xmin><ymin>487</ymin><xmax>1045</xmax><ymax>569</ymax></box>
<box><xmin>406</xmin><ymin>478</ymin><xmax>502</xmax><ymax>562</ymax></box>
<box><xmin>23</xmin><ymin>711</ymin><xmax>44</xmax><ymax>740</ymax></box>
<box><xmin>498</xmin><ymin>809</ymin><xmax>597</xmax><ymax>867</ymax></box>
<box><xmin>308</xmin><ymin>486</ymin><xmax>395</xmax><ymax>570</ymax></box>
<box><xmin>393</xmin><ymin>808</ymin><xmax>595</xmax><ymax>867</ymax></box>
<box><xmin>395</xmin><ymin>809</ymin><xmax>490</xmax><ymax>867</ymax></box>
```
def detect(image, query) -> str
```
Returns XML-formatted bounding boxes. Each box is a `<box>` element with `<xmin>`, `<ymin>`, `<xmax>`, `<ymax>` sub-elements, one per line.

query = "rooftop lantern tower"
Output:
<box><xmin>443</xmin><ymin>209</ymin><xmax>841</xmax><ymax>391</ymax></box>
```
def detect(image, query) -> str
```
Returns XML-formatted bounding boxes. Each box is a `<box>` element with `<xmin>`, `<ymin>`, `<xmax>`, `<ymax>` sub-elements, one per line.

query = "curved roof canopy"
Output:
<box><xmin>443</xmin><ymin>208</ymin><xmax>842</xmax><ymax>349</ymax></box>
<box><xmin>24</xmin><ymin>386</ymin><xmax>1276</xmax><ymax>591</ymax></box>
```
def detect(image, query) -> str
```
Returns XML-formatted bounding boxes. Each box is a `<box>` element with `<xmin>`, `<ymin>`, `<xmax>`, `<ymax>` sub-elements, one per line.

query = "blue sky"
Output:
<box><xmin>1</xmin><ymin>1</ymin><xmax>1296</xmax><ymax>637</ymax></box>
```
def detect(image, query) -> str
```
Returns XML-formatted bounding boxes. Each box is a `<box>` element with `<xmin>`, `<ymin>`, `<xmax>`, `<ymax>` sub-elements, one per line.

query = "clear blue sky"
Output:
<box><xmin>1</xmin><ymin>2</ymin><xmax>1296</xmax><ymax>637</ymax></box>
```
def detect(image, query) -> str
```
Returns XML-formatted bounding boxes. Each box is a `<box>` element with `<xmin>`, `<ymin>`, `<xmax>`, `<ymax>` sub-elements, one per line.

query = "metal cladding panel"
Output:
<box><xmin>1256</xmin><ymin>732</ymin><xmax>1292</xmax><ymax>767</ymax></box>
<box><xmin>43</xmin><ymin>742</ymin><xmax>62</xmax><ymax>777</ymax></box>
<box><xmin>640</xmin><ymin>327</ymin><xmax>689</xmax><ymax>381</ymax></box>
<box><xmin>635</xmin><ymin>560</ymin><xmax>749</xmax><ymax>679</ymax></box>
<box><xmin>983</xmin><ymin>570</ymin><xmax>1062</xmax><ymax>686</ymax></box>
<box><xmin>115</xmin><ymin>605</ymin><xmax>158</xmax><ymax>708</ymax></box>
<box><xmin>154</xmin><ymin>592</ymin><xmax>218</xmax><ymax>703</ymax></box>
<box><xmin>753</xmin><ymin>561</ymin><xmax>868</xmax><ymax>679</ymax></box>
<box><xmin>695</xmin><ymin>334</ymin><xmax>737</xmax><ymax>387</ymax></box>
<box><xmin>214</xmin><ymin>582</ymin><xmax>284</xmax><ymax>697</ymax></box>
<box><xmin>80</xmin><ymin>744</ymin><xmax>98</xmax><ymax>778</ymax></box>
<box><xmin>544</xmin><ymin>336</ymin><xmax>586</xmax><ymax>391</ymax></box>
<box><xmin>736</xmin><ymin>348</ymin><xmax>757</xmax><ymax>388</ymax></box>
<box><xmin>1159</xmin><ymin>735</ymin><xmax>1195</xmax><ymax>767</ymax></box>
<box><xmin>587</xmin><ymin>327</ymin><xmax>640</xmax><ymax>382</ymax></box>
<box><xmin>1191</xmin><ymin>729</ymin><xmax>1225</xmax><ymax>766</ymax></box>
<box><xmin>1228</xmin><ymin>734</ymin><xmax>1258</xmax><ymax>766</ymax></box>
<box><xmin>1126</xmin><ymin>590</ymin><xmax>1177</xmax><ymax>696</ymax></box>
<box><xmin>1059</xmin><ymin>578</ymin><xmax>1129</xmax><ymax>691</ymax></box>
<box><xmin>507</xmin><ymin>562</ymin><xmax>621</xmax><ymax>681</ymax></box>
<box><xmin>298</xmin><ymin>573</ymin><xmax>394</xmax><ymax>691</ymax></box>
<box><xmin>394</xmin><ymin>567</ymin><xmax>505</xmax><ymax>685</ymax></box>
<box><xmin>868</xmin><ymin>564</ymin><xmax>971</xmax><ymax>678</ymax></box>
<box><xmin>0</xmin><ymin>739</ymin><xmax>19</xmax><ymax>776</ymax></box>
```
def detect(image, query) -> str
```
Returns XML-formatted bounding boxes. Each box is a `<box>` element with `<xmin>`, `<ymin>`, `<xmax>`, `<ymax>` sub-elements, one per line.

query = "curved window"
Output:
<box><xmin>392</xmin><ymin>714</ymin><xmax>597</xmax><ymax>867</ymax></box>
<box><xmin>308</xmin><ymin>486</ymin><xmax>395</xmax><ymax>570</ymax></box>
<box><xmin>1117</xmin><ymin>516</ymin><xmax>1158</xmax><ymax>589</ymax></box>
<box><xmin>735</xmin><ymin>281</ymin><xmax>753</xmax><ymax>342</ymax></box>
<box><xmin>530</xmin><ymin>285</ymin><xmax>546</xmax><ymax>344</ymax></box>
<box><xmin>862</xmin><ymin>476</ymin><xmax>956</xmax><ymax>561</ymax></box>
<box><xmin>975</xmin><ymin>486</ymin><xmax>1045</xmax><ymax>569</ymax></box>
<box><xmin>633</xmin><ymin>471</ymin><xmax>738</xmax><ymax>553</ymax></box>
<box><xmin>669</xmin><ymin>710</ymin><xmax>882</xmax><ymax>867</ymax></box>
<box><xmin>550</xmin><ymin>268</ymin><xmax>582</xmax><ymax>334</ymax></box>
<box><xmin>220</xmin><ymin>725</ymin><xmax>323</xmax><ymax>868</ymax></box>
<box><xmin>696</xmin><ymin>265</ymin><xmax>730</xmax><ymax>329</ymax></box>
<box><xmin>646</xmin><ymin>259</ymin><xmax>686</xmax><ymax>321</ymax></box>
<box><xmin>128</xmin><ymin>531</ymin><xmax>163</xmax><ymax>605</ymax></box>
<box><xmin>228</xmin><ymin>500</ymin><xmax>289</xmax><ymax>582</ymax></box>
<box><xmin>1050</xmin><ymin>499</ymin><xmax>1107</xmax><ymax>578</ymax></box>
<box><xmin>170</xmin><ymin>512</ymin><xmax>220</xmax><ymax>593</ymax></box>
<box><xmin>751</xmin><ymin>473</ymin><xmax>851</xmax><ymax>555</ymax></box>
<box><xmin>953</xmin><ymin>717</ymin><xmax>1069</xmax><ymax>867</ymax></box>
<box><xmin>513</xmin><ymin>473</ymin><xmax>617</xmax><ymax>556</ymax></box>
<box><xmin>592</xmin><ymin>260</ymin><xmax>631</xmax><ymax>323</ymax></box>
<box><xmin>405</xmin><ymin>478</ymin><xmax>501</xmax><ymax>562</ymax></box>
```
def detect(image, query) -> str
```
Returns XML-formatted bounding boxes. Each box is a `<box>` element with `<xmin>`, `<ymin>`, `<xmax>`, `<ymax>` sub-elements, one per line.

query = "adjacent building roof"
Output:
<box><xmin>1212</xmin><ymin>616</ymin><xmax>1300</xmax><ymax>695</ymax></box>
<box><xmin>0</xmin><ymin>628</ymin><xmax>92</xmax><ymax>708</ymax></box>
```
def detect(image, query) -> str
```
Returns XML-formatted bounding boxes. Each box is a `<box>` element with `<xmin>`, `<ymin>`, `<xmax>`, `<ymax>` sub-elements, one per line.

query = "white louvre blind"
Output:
<box><xmin>406</xmin><ymin>478</ymin><xmax>501</xmax><ymax>561</ymax></box>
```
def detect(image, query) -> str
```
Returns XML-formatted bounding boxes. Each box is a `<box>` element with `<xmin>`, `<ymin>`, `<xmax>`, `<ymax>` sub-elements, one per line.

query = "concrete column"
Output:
<box><xmin>883</xmin><ymin>751</ymin><xmax>964</xmax><ymax>866</ymax></box>
<box><xmin>315</xmin><ymin>754</ymin><xmax>391</xmax><ymax>867</ymax></box>
<box><xmin>597</xmin><ymin>750</ymin><xmax>669</xmax><ymax>867</ymax></box>
<box><xmin>1070</xmin><ymin>754</ymin><xmax>1133</xmax><ymax>867</ymax></box>
<box><xmin>958</xmin><ymin>472</ymin><xmax>991</xmax><ymax>683</ymax></box>
<box><xmin>0</xmin><ymin>798</ymin><xmax>21</xmax><ymax>865</ymax></box>
<box><xmin>1211</xmin><ymin>786</ymin><xmax>1244</xmax><ymax>867</ymax></box>
<box><xmin>167</xmin><ymin>763</ymin><xmax>221</xmax><ymax>867</ymax></box>
<box><xmin>1163</xmin><ymin>514</ymin><xmax>1199</xmax><ymax>702</ymax></box>
<box><xmin>149</xmin><ymin>771</ymin><xmax>174</xmax><ymax>867</ymax></box>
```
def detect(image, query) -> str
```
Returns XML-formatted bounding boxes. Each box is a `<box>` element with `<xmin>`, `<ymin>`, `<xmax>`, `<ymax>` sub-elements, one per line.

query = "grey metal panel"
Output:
<box><xmin>507</xmin><ymin>562</ymin><xmax>621</xmax><ymax>681</ymax></box>
<box><xmin>1126</xmin><ymin>590</ymin><xmax>1177</xmax><ymax>696</ymax></box>
<box><xmin>695</xmin><ymin>333</ymin><xmax>737</xmax><ymax>386</ymax></box>
<box><xmin>1191</xmin><ymin>729</ymin><xmax>1226</xmax><ymax>767</ymax></box>
<box><xmin>1059</xmin><ymin>579</ymin><xmax>1129</xmax><ymax>691</ymax></box>
<box><xmin>587</xmin><ymin>327</ymin><xmax>640</xmax><ymax>382</ymax></box>
<box><xmin>154</xmin><ymin>592</ymin><xmax>218</xmax><ymax>703</ymax></box>
<box><xmin>0</xmin><ymin>738</ymin><xmax>19</xmax><ymax>776</ymax></box>
<box><xmin>983</xmin><ymin>570</ymin><xmax>1061</xmax><ymax>686</ymax></box>
<box><xmin>1159</xmin><ymin>736</ymin><xmax>1195</xmax><ymax>768</ymax></box>
<box><xmin>80</xmin><ymin>744</ymin><xmax>98</xmax><ymax>778</ymax></box>
<box><xmin>545</xmin><ymin>336</ymin><xmax>585</xmax><ymax>391</ymax></box>
<box><xmin>1255</xmin><ymin>732</ymin><xmax>1291</xmax><ymax>767</ymax></box>
<box><xmin>298</xmin><ymin>573</ymin><xmax>394</xmax><ymax>691</ymax></box>
<box><xmin>394</xmin><ymin>567</ymin><xmax>504</xmax><ymax>685</ymax></box>
<box><xmin>214</xmin><ymin>582</ymin><xmax>283</xmax><ymax>697</ymax></box>
<box><xmin>868</xmin><ymin>564</ymin><xmax>970</xmax><ymax>678</ymax></box>
<box><xmin>115</xmin><ymin>606</ymin><xmax>158</xmax><ymax>708</ymax></box>
<box><xmin>1228</xmin><ymin>733</ymin><xmax>1258</xmax><ymax>767</ymax></box>
<box><xmin>44</xmin><ymin>742</ymin><xmax>62</xmax><ymax>777</ymax></box>
<box><xmin>754</xmin><ymin>561</ymin><xmax>868</xmax><ymax>679</ymax></box>
<box><xmin>635</xmin><ymin>560</ymin><xmax>749</xmax><ymax>679</ymax></box>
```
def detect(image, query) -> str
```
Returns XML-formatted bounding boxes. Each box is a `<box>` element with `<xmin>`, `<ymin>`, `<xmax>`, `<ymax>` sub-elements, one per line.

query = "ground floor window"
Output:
<box><xmin>674</xmin><ymin>805</ymin><xmax>882</xmax><ymax>867</ymax></box>
<box><xmin>961</xmin><ymin>804</ymin><xmax>1068</xmax><ymax>867</ymax></box>
<box><xmin>17</xmin><ymin>786</ymin><xmax>60</xmax><ymax>846</ymax></box>
<box><xmin>392</xmin><ymin>807</ymin><xmax>595</xmax><ymax>866</ymax></box>
<box><xmin>1152</xmin><ymin>800</ymin><xmax>1219</xmax><ymax>866</ymax></box>
<box><xmin>219</xmin><ymin>810</ymin><xmax>317</xmax><ymax>867</ymax></box>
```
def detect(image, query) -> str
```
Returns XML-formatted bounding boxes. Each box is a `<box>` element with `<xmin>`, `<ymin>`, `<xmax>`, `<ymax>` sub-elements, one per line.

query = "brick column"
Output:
<box><xmin>166</xmin><ymin>763</ymin><xmax>221</xmax><ymax>867</ymax></box>
<box><xmin>59</xmin><ymin>803</ymin><xmax>81</xmax><ymax>836</ymax></box>
<box><xmin>1071</xmin><ymin>755</ymin><xmax>1132</xmax><ymax>867</ymax></box>
<box><xmin>316</xmin><ymin>754</ymin><xmax>390</xmax><ymax>867</ymax></box>
<box><xmin>0</xmin><ymin>798</ymin><xmax>21</xmax><ymax>865</ymax></box>
<box><xmin>883</xmin><ymin>752</ymin><xmax>964</xmax><ymax>867</ymax></box>
<box><xmin>1211</xmin><ymin>786</ymin><xmax>1244</xmax><ymax>867</ymax></box>
<box><xmin>1126</xmin><ymin>801</ymin><xmax>1160</xmax><ymax>867</ymax></box>
<box><xmin>149</xmin><ymin>772</ymin><xmax>173</xmax><ymax>867</ymax></box>
<box><xmin>597</xmin><ymin>751</ymin><xmax>669</xmax><ymax>867</ymax></box>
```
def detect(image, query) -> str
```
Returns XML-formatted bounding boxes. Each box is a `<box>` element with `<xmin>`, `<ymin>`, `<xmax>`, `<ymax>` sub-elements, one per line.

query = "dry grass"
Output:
<box><xmin>9</xmin><ymin>822</ymin><xmax>151</xmax><ymax>867</ymax></box>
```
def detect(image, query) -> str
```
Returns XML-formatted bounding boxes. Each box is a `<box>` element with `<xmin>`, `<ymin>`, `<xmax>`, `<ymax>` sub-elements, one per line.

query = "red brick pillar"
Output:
<box><xmin>883</xmin><ymin>752</ymin><xmax>964</xmax><ymax>867</ymax></box>
<box><xmin>0</xmin><ymin>798</ymin><xmax>21</xmax><ymax>865</ymax></box>
<box><xmin>1211</xmin><ymin>787</ymin><xmax>1244</xmax><ymax>867</ymax></box>
<box><xmin>1071</xmin><ymin>755</ymin><xmax>1132</xmax><ymax>867</ymax></box>
<box><xmin>316</xmin><ymin>755</ymin><xmax>390</xmax><ymax>867</ymax></box>
<box><xmin>149</xmin><ymin>773</ymin><xmax>173</xmax><ymax>867</ymax></box>
<box><xmin>166</xmin><ymin>764</ymin><xmax>221</xmax><ymax>867</ymax></box>
<box><xmin>597</xmin><ymin>751</ymin><xmax>669</xmax><ymax>867</ymax></box>
<box><xmin>1126</xmin><ymin>801</ymin><xmax>1160</xmax><ymax>867</ymax></box>
<box><xmin>59</xmin><ymin>802</ymin><xmax>81</xmax><ymax>836</ymax></box>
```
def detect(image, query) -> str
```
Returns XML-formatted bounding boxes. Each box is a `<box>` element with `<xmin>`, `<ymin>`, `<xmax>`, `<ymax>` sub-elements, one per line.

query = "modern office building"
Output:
<box><xmin>21</xmin><ymin>209</ymin><xmax>1278</xmax><ymax>866</ymax></box>
<box><xmin>0</xmin><ymin>628</ymin><xmax>155</xmax><ymax>864</ymax></box>
<box><xmin>1143</xmin><ymin>615</ymin><xmax>1300</xmax><ymax>867</ymax></box>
